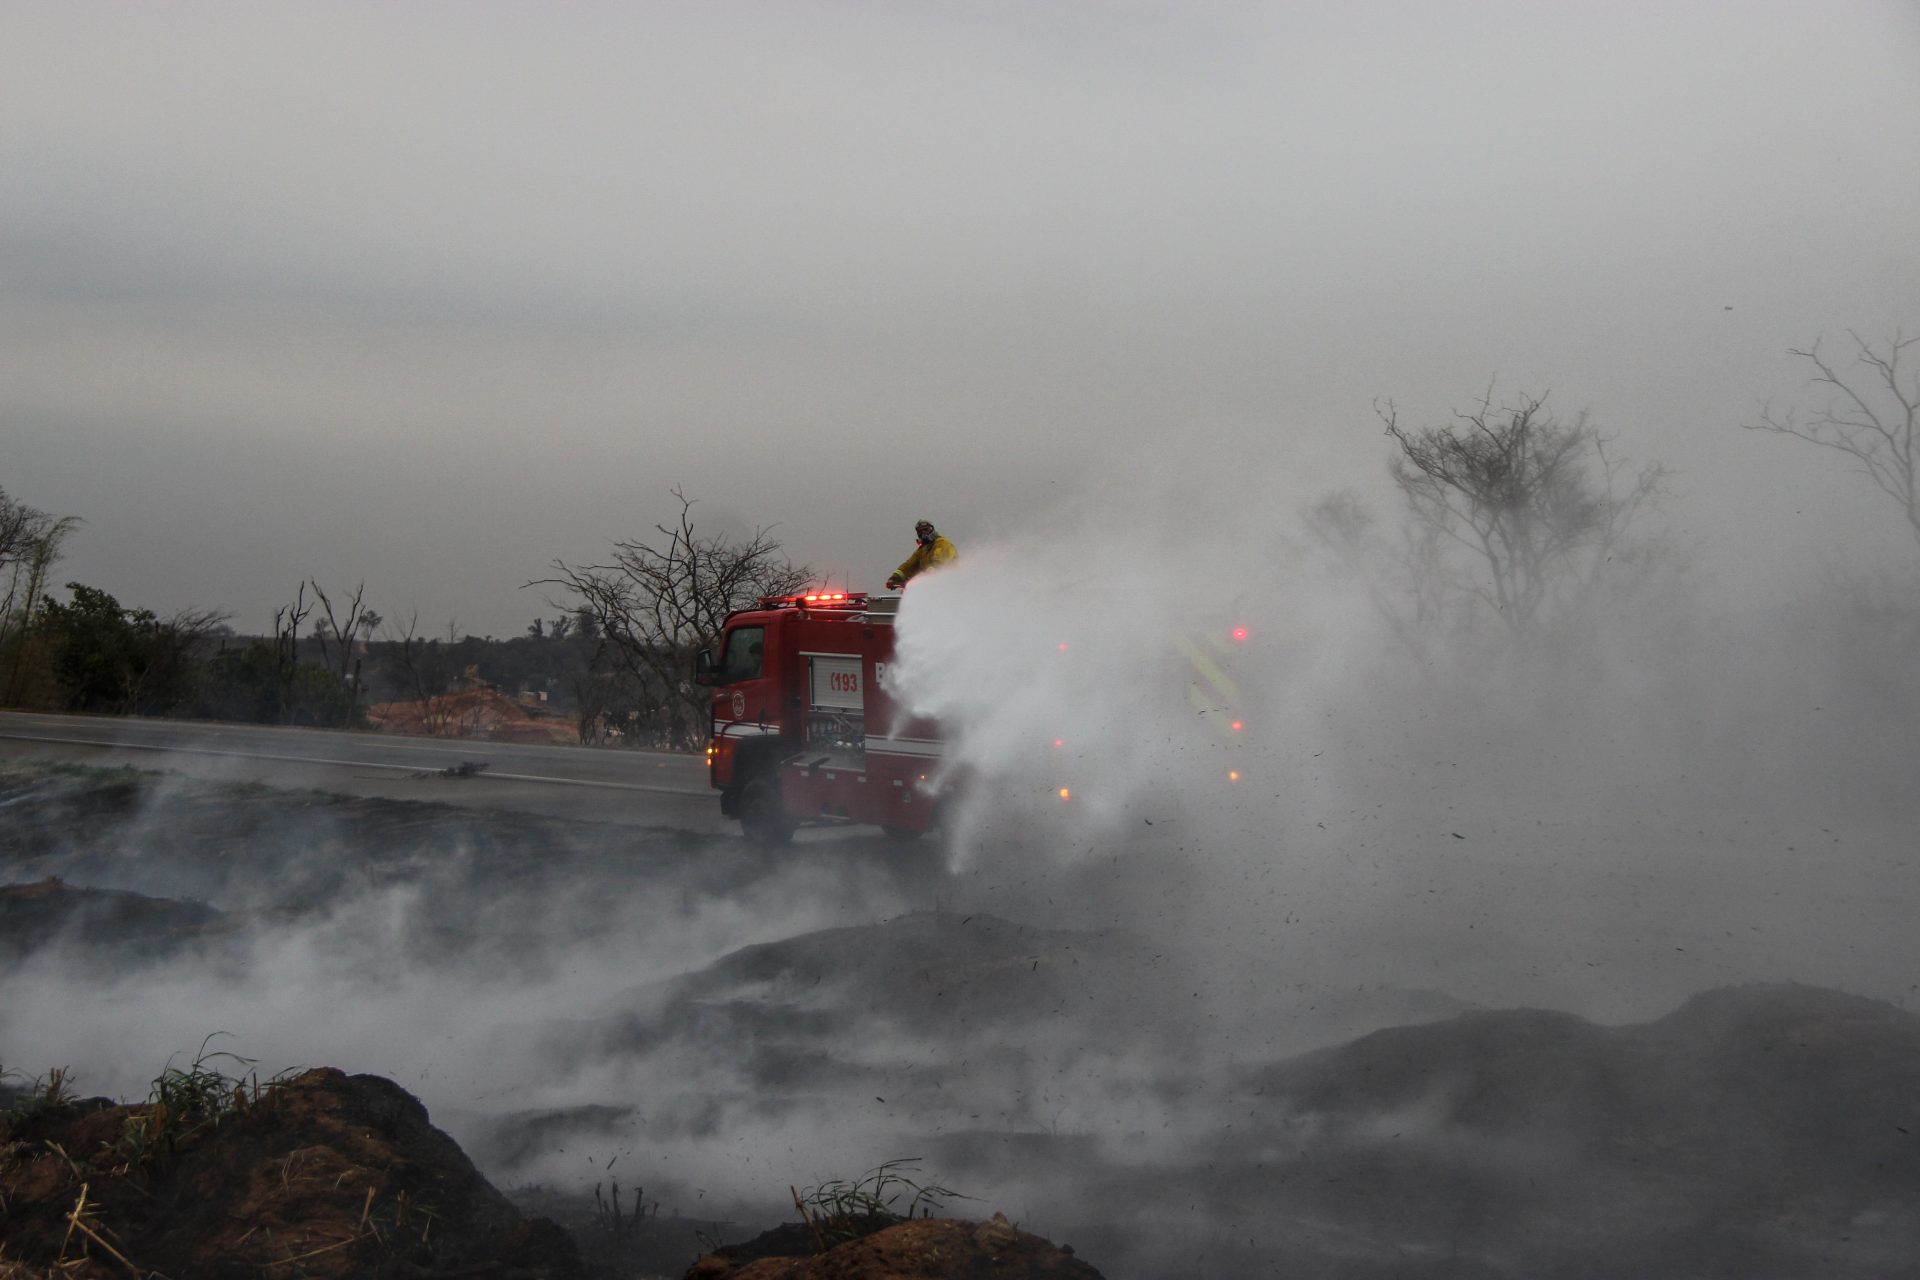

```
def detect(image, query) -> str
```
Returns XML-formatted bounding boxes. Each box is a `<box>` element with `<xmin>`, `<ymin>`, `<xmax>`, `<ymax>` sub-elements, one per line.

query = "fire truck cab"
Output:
<box><xmin>693</xmin><ymin>591</ymin><xmax>942</xmax><ymax>843</ymax></box>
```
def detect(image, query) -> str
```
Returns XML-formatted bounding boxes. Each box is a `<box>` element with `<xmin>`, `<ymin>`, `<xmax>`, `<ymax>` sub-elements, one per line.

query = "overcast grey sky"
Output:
<box><xmin>3</xmin><ymin>1</ymin><xmax>1917</xmax><ymax>635</ymax></box>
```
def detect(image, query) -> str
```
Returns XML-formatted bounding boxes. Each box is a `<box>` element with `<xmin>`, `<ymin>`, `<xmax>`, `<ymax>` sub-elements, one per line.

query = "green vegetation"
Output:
<box><xmin>791</xmin><ymin>1159</ymin><xmax>966</xmax><ymax>1250</ymax></box>
<box><xmin>0</xmin><ymin>1063</ymin><xmax>78</xmax><ymax>1136</ymax></box>
<box><xmin>126</xmin><ymin>1035</ymin><xmax>260</xmax><ymax>1164</ymax></box>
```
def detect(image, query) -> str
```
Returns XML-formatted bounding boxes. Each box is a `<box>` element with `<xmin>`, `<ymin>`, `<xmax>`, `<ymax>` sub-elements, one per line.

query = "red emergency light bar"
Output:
<box><xmin>756</xmin><ymin>590</ymin><xmax>870</xmax><ymax>610</ymax></box>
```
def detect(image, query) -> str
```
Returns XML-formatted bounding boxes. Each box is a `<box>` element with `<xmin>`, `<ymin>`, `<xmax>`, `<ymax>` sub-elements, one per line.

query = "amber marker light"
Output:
<box><xmin>1228</xmin><ymin>770</ymin><xmax>1241</xmax><ymax>782</ymax></box>
<box><xmin>1058</xmin><ymin>787</ymin><xmax>1071</xmax><ymax>801</ymax></box>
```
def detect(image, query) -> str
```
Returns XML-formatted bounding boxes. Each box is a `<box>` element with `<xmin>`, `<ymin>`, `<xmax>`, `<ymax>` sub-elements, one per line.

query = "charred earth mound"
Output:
<box><xmin>685</xmin><ymin>1212</ymin><xmax>1102</xmax><ymax>1280</ymax></box>
<box><xmin>1211</xmin><ymin>982</ymin><xmax>1920</xmax><ymax>1277</ymax></box>
<box><xmin>0</xmin><ymin>1065</ymin><xmax>579</xmax><ymax>1279</ymax></box>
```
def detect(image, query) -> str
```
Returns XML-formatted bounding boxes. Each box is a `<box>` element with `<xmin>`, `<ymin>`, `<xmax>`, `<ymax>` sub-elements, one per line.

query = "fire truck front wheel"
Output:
<box><xmin>737</xmin><ymin>775</ymin><xmax>796</xmax><ymax>846</ymax></box>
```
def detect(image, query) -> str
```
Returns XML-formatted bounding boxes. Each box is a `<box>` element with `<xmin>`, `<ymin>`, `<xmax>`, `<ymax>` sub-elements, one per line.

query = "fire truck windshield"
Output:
<box><xmin>719</xmin><ymin>626</ymin><xmax>764</xmax><ymax>683</ymax></box>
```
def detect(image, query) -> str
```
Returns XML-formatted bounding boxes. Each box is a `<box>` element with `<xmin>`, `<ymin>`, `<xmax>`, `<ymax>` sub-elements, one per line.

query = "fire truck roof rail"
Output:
<box><xmin>755</xmin><ymin>590</ymin><xmax>869</xmax><ymax>610</ymax></box>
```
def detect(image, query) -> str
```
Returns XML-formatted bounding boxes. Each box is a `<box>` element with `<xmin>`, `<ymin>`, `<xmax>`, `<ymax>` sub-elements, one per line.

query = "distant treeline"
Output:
<box><xmin>0</xmin><ymin>571</ymin><xmax>695</xmax><ymax>748</ymax></box>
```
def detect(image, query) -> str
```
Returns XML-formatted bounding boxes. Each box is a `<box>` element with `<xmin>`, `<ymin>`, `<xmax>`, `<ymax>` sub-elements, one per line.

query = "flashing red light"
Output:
<box><xmin>1057</xmin><ymin>642</ymin><xmax>1070</xmax><ymax>653</ymax></box>
<box><xmin>1053</xmin><ymin>738</ymin><xmax>1064</xmax><ymax>748</ymax></box>
<box><xmin>763</xmin><ymin>590</ymin><xmax>866</xmax><ymax>609</ymax></box>
<box><xmin>1231</xmin><ymin>720</ymin><xmax>1243</xmax><ymax>732</ymax></box>
<box><xmin>1231</xmin><ymin>626</ymin><xmax>1250</xmax><ymax>642</ymax></box>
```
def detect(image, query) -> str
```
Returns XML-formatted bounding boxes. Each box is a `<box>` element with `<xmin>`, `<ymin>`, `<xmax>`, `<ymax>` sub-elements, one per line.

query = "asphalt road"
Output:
<box><xmin>0</xmin><ymin>710</ymin><xmax>730</xmax><ymax>832</ymax></box>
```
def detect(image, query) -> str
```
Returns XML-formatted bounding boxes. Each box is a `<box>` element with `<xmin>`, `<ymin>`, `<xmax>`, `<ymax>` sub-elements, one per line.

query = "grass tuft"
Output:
<box><xmin>791</xmin><ymin>1158</ymin><xmax>967</xmax><ymax>1251</ymax></box>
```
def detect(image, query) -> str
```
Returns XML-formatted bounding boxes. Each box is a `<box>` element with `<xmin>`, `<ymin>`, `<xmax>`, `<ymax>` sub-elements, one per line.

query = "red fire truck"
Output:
<box><xmin>693</xmin><ymin>591</ymin><xmax>942</xmax><ymax>843</ymax></box>
<box><xmin>694</xmin><ymin>587</ymin><xmax>1256</xmax><ymax>843</ymax></box>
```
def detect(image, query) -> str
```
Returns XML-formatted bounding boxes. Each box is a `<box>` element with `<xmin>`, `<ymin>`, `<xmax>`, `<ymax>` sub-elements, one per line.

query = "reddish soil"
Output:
<box><xmin>0</xmin><ymin>1068</ymin><xmax>580</xmax><ymax>1279</ymax></box>
<box><xmin>366</xmin><ymin>688</ymin><xmax>577</xmax><ymax>745</ymax></box>
<box><xmin>684</xmin><ymin>1213</ymin><xmax>1104</xmax><ymax>1280</ymax></box>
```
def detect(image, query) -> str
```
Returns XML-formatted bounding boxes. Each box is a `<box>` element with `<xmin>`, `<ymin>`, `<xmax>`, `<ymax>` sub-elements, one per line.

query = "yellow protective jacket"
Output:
<box><xmin>892</xmin><ymin>535</ymin><xmax>957</xmax><ymax>586</ymax></box>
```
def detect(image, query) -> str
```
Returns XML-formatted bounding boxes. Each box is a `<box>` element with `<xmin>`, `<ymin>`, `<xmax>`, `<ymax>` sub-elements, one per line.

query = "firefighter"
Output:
<box><xmin>885</xmin><ymin>519</ymin><xmax>957</xmax><ymax>590</ymax></box>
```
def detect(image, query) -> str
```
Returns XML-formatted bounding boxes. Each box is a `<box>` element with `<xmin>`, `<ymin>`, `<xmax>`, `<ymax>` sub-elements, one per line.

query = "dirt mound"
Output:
<box><xmin>590</xmin><ymin>910</ymin><xmax>1470</xmax><ymax>1089</ymax></box>
<box><xmin>684</xmin><ymin>1213</ymin><xmax>1103</xmax><ymax>1280</ymax></box>
<box><xmin>0</xmin><ymin>1066</ymin><xmax>581</xmax><ymax>1279</ymax></box>
<box><xmin>1252</xmin><ymin>981</ymin><xmax>1920</xmax><ymax>1175</ymax></box>
<box><xmin>367</xmin><ymin>689</ymin><xmax>576</xmax><ymax>745</ymax></box>
<box><xmin>0</xmin><ymin>876</ymin><xmax>232</xmax><ymax>967</ymax></box>
<box><xmin>1228</xmin><ymin>983</ymin><xmax>1920</xmax><ymax>1273</ymax></box>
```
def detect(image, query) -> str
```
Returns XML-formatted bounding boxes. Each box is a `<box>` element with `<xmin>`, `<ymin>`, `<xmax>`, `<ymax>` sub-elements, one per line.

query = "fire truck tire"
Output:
<box><xmin>737</xmin><ymin>776</ymin><xmax>795</xmax><ymax>845</ymax></box>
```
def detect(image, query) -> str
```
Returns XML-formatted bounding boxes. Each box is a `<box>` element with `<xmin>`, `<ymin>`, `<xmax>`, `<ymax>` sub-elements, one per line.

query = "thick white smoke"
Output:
<box><xmin>886</xmin><ymin>453</ymin><xmax>1338</xmax><ymax>847</ymax></box>
<box><xmin>885</xmin><ymin>446</ymin><xmax>1920</xmax><ymax>1027</ymax></box>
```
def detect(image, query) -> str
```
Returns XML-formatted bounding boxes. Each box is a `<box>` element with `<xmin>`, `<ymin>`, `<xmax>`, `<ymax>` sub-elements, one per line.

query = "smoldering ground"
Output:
<box><xmin>6</xmin><ymin>757</ymin><xmax>1920</xmax><ymax>1278</ymax></box>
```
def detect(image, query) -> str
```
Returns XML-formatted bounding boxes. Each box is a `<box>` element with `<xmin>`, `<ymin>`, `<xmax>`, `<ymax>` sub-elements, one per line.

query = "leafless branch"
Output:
<box><xmin>1377</xmin><ymin>390</ymin><xmax>1667</xmax><ymax>640</ymax></box>
<box><xmin>1744</xmin><ymin>330</ymin><xmax>1920</xmax><ymax>549</ymax></box>
<box><xmin>528</xmin><ymin>487</ymin><xmax>812</xmax><ymax>747</ymax></box>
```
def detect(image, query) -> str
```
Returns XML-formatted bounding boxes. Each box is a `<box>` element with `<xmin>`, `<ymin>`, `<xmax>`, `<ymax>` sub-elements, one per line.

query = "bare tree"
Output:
<box><xmin>382</xmin><ymin>610</ymin><xmax>460</xmax><ymax>736</ymax></box>
<box><xmin>0</xmin><ymin>489</ymin><xmax>80</xmax><ymax>704</ymax></box>
<box><xmin>0</xmin><ymin>490</ymin><xmax>79</xmax><ymax>630</ymax></box>
<box><xmin>1744</xmin><ymin>330</ymin><xmax>1920</xmax><ymax>550</ymax></box>
<box><xmin>569</xmin><ymin>663</ymin><xmax>620</xmax><ymax>746</ymax></box>
<box><xmin>531</xmin><ymin>487</ymin><xmax>812</xmax><ymax>746</ymax></box>
<box><xmin>1301</xmin><ymin>488</ymin><xmax>1454</xmax><ymax>654</ymax></box>
<box><xmin>269</xmin><ymin>585</ymin><xmax>315</xmax><ymax>723</ymax></box>
<box><xmin>1301</xmin><ymin>489</ymin><xmax>1375</xmax><ymax>566</ymax></box>
<box><xmin>1378</xmin><ymin>390</ymin><xmax>1668</xmax><ymax>639</ymax></box>
<box><xmin>309</xmin><ymin>579</ymin><xmax>379</xmax><ymax>721</ymax></box>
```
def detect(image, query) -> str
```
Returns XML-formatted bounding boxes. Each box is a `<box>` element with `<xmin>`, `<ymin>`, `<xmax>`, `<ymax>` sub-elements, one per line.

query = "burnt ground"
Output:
<box><xmin>0</xmin><ymin>1066</ymin><xmax>581</xmax><ymax>1280</ymax></box>
<box><xmin>3</xmin><ymin>760</ymin><xmax>1920</xmax><ymax>1277</ymax></box>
